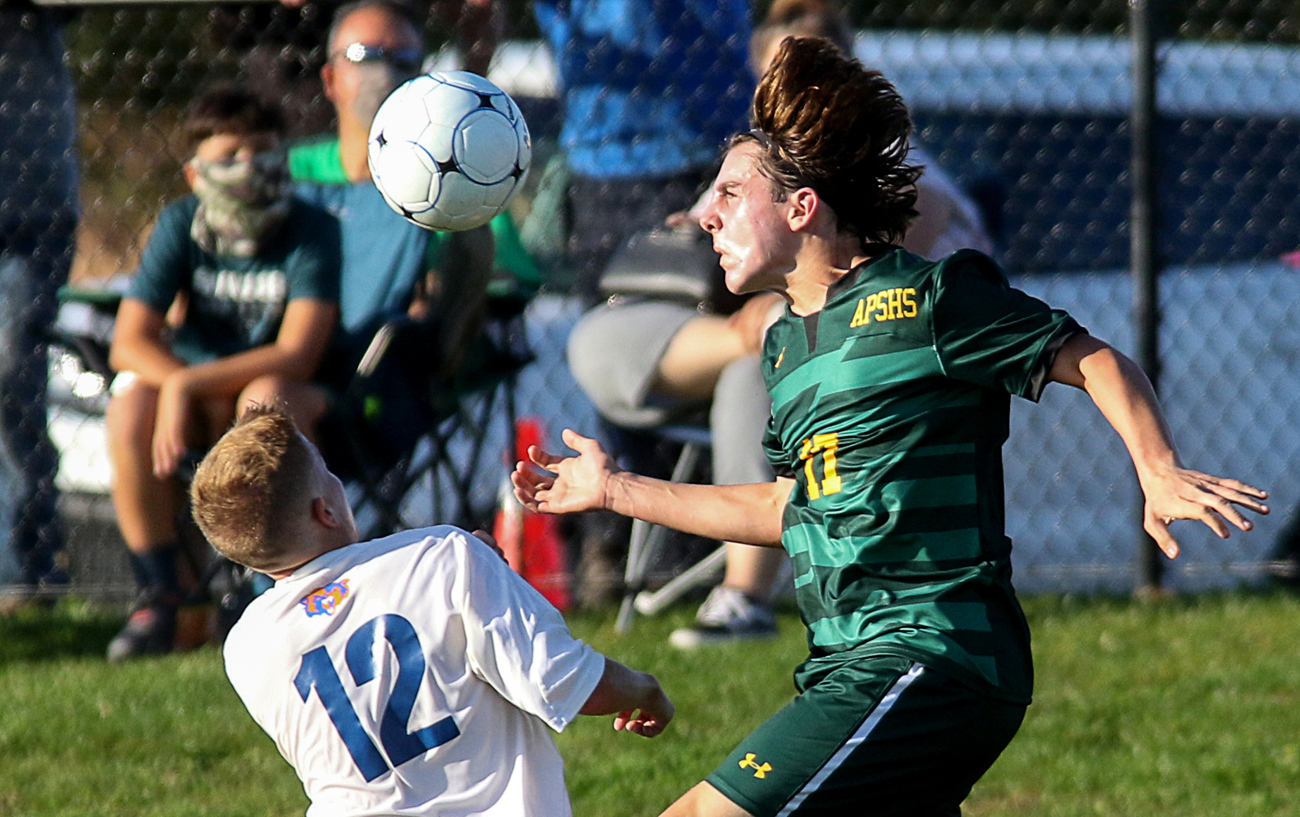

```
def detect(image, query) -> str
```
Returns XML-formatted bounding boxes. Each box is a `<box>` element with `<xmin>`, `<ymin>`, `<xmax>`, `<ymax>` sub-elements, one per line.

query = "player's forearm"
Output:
<box><xmin>110</xmin><ymin>334</ymin><xmax>185</xmax><ymax>385</ymax></box>
<box><xmin>1054</xmin><ymin>335</ymin><xmax>1181</xmax><ymax>481</ymax></box>
<box><xmin>174</xmin><ymin>343</ymin><xmax>314</xmax><ymax>398</ymax></box>
<box><xmin>579</xmin><ymin>657</ymin><xmax>671</xmax><ymax>719</ymax></box>
<box><xmin>109</xmin><ymin>300</ymin><xmax>186</xmax><ymax>383</ymax></box>
<box><xmin>604</xmin><ymin>473</ymin><xmax>787</xmax><ymax>547</ymax></box>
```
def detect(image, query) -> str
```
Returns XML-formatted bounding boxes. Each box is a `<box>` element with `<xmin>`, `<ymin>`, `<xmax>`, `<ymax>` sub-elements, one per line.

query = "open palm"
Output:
<box><xmin>511</xmin><ymin>429</ymin><xmax>618</xmax><ymax>516</ymax></box>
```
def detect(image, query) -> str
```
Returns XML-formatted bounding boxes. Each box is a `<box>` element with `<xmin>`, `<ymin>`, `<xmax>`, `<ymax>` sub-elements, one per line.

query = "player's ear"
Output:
<box><xmin>321</xmin><ymin>61</ymin><xmax>338</xmax><ymax>102</ymax></box>
<box><xmin>183</xmin><ymin>159</ymin><xmax>198</xmax><ymax>191</ymax></box>
<box><xmin>786</xmin><ymin>187</ymin><xmax>819</xmax><ymax>232</ymax></box>
<box><xmin>311</xmin><ymin>496</ymin><xmax>342</xmax><ymax>529</ymax></box>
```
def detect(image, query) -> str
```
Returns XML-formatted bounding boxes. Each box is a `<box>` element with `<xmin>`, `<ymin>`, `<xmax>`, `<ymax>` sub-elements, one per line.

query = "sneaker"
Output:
<box><xmin>107</xmin><ymin>591</ymin><xmax>179</xmax><ymax>661</ymax></box>
<box><xmin>669</xmin><ymin>585</ymin><xmax>777</xmax><ymax>649</ymax></box>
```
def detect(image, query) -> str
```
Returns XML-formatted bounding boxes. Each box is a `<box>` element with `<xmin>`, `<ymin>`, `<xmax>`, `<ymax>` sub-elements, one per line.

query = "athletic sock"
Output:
<box><xmin>127</xmin><ymin>544</ymin><xmax>182</xmax><ymax>600</ymax></box>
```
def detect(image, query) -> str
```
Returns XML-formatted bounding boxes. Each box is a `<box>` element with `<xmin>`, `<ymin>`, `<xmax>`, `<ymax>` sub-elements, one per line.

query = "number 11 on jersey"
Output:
<box><xmin>800</xmin><ymin>433</ymin><xmax>842</xmax><ymax>500</ymax></box>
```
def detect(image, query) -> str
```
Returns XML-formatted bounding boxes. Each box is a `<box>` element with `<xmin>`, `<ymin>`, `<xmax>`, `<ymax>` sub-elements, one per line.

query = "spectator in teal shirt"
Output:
<box><xmin>106</xmin><ymin>86</ymin><xmax>341</xmax><ymax>661</ymax></box>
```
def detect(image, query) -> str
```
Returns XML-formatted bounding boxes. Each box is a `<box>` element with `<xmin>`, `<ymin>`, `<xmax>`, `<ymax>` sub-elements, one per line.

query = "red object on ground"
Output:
<box><xmin>492</xmin><ymin>417</ymin><xmax>571</xmax><ymax>611</ymax></box>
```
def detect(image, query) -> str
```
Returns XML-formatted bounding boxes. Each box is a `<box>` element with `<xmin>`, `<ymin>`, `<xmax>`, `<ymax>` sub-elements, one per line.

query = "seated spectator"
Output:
<box><xmin>106</xmin><ymin>86</ymin><xmax>341</xmax><ymax>660</ymax></box>
<box><xmin>566</xmin><ymin>0</ymin><xmax>997</xmax><ymax>646</ymax></box>
<box><xmin>290</xmin><ymin>0</ymin><xmax>534</xmax><ymax>381</ymax></box>
<box><xmin>192</xmin><ymin>404</ymin><xmax>672</xmax><ymax>815</ymax></box>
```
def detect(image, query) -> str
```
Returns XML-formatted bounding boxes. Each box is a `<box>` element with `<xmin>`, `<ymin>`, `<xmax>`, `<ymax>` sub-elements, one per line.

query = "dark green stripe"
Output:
<box><xmin>806</xmin><ymin>600</ymin><xmax>994</xmax><ymax>644</ymax></box>
<box><xmin>769</xmin><ymin>345</ymin><xmax>941</xmax><ymax>408</ymax></box>
<box><xmin>841</xmin><ymin>330</ymin><xmax>932</xmax><ymax>361</ymax></box>
<box><xmin>788</xmin><ymin>525</ymin><xmax>984</xmax><ymax>568</ymax></box>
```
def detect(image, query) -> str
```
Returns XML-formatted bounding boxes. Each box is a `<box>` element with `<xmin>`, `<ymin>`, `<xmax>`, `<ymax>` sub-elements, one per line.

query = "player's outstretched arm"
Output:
<box><xmin>511</xmin><ymin>429</ymin><xmax>788</xmax><ymax>546</ymax></box>
<box><xmin>1048</xmin><ymin>333</ymin><xmax>1269</xmax><ymax>558</ymax></box>
<box><xmin>579</xmin><ymin>657</ymin><xmax>674</xmax><ymax>738</ymax></box>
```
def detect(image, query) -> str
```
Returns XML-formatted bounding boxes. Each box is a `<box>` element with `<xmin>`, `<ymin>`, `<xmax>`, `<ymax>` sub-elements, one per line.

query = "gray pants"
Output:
<box><xmin>567</xmin><ymin>301</ymin><xmax>774</xmax><ymax>487</ymax></box>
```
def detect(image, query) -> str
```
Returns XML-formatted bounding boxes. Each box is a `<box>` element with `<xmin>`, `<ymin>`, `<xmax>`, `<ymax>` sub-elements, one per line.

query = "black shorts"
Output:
<box><xmin>706</xmin><ymin>656</ymin><xmax>1026</xmax><ymax>817</ymax></box>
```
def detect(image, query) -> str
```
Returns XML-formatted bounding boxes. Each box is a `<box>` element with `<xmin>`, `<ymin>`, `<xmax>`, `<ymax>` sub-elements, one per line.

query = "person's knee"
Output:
<box><xmin>567</xmin><ymin>303</ymin><xmax>699</xmax><ymax>427</ymax></box>
<box><xmin>239</xmin><ymin>374</ymin><xmax>292</xmax><ymax>410</ymax></box>
<box><xmin>239</xmin><ymin>378</ymin><xmax>328</xmax><ymax>435</ymax></box>
<box><xmin>106</xmin><ymin>380</ymin><xmax>160</xmax><ymax>448</ymax></box>
<box><xmin>566</xmin><ymin>310</ymin><xmax>619</xmax><ymax>390</ymax></box>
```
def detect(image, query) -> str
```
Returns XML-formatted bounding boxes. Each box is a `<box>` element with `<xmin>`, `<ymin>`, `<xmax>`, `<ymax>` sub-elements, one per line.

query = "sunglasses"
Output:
<box><xmin>333</xmin><ymin>43</ymin><xmax>423</xmax><ymax>73</ymax></box>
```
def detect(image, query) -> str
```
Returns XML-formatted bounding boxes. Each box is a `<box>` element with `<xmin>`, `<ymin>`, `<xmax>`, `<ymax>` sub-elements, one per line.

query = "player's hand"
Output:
<box><xmin>151</xmin><ymin>374</ymin><xmax>193</xmax><ymax>478</ymax></box>
<box><xmin>1139</xmin><ymin>465</ymin><xmax>1269</xmax><ymax>558</ymax></box>
<box><xmin>511</xmin><ymin>429</ymin><xmax>617</xmax><ymax>515</ymax></box>
<box><xmin>613</xmin><ymin>683</ymin><xmax>674</xmax><ymax>738</ymax></box>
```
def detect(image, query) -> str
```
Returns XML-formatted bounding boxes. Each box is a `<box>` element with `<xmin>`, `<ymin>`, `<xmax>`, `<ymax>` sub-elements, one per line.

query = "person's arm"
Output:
<box><xmin>160</xmin><ymin>298</ymin><xmax>337</xmax><ymax>399</ymax></box>
<box><xmin>151</xmin><ymin>298</ymin><xmax>337</xmax><ymax>476</ymax></box>
<box><xmin>109</xmin><ymin>298</ymin><xmax>186</xmax><ymax>384</ymax></box>
<box><xmin>512</xmin><ymin>428</ymin><xmax>790</xmax><ymax>547</ymax></box>
<box><xmin>1048</xmin><ymin>333</ymin><xmax>1268</xmax><ymax>558</ymax></box>
<box><xmin>433</xmin><ymin>0</ymin><xmax>501</xmax><ymax>77</ymax></box>
<box><xmin>579</xmin><ymin>656</ymin><xmax>674</xmax><ymax>737</ymax></box>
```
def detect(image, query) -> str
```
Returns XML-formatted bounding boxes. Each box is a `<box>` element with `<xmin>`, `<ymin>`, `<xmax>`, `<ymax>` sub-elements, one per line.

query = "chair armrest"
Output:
<box><xmin>58</xmin><ymin>285</ymin><xmax>124</xmax><ymax>310</ymax></box>
<box><xmin>354</xmin><ymin>315</ymin><xmax>430</xmax><ymax>380</ymax></box>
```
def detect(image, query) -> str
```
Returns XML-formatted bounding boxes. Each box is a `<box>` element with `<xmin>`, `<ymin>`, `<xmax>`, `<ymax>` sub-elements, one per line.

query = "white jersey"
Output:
<box><xmin>223</xmin><ymin>526</ymin><xmax>606</xmax><ymax>817</ymax></box>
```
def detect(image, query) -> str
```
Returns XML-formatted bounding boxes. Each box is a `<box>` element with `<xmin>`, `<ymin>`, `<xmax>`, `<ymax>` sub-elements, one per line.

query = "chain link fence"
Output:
<box><xmin>6</xmin><ymin>0</ymin><xmax>1300</xmax><ymax>599</ymax></box>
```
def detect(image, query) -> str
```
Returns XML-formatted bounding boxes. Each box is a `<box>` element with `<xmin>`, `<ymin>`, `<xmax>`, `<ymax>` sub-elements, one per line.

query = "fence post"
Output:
<box><xmin>1131</xmin><ymin>0</ymin><xmax>1165</xmax><ymax>591</ymax></box>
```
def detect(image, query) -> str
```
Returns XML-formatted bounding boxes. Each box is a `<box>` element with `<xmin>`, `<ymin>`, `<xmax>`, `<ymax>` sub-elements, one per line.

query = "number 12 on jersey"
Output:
<box><xmin>800</xmin><ymin>433</ymin><xmax>842</xmax><ymax>500</ymax></box>
<box><xmin>295</xmin><ymin>614</ymin><xmax>460</xmax><ymax>782</ymax></box>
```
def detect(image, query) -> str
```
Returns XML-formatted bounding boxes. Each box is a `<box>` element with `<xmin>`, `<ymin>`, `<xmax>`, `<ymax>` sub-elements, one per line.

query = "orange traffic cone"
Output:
<box><xmin>496</xmin><ymin>417</ymin><xmax>571</xmax><ymax>611</ymax></box>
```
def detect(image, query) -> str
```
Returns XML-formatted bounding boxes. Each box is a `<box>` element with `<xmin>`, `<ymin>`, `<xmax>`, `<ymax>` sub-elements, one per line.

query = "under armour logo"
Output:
<box><xmin>739</xmin><ymin>752</ymin><xmax>772</xmax><ymax>779</ymax></box>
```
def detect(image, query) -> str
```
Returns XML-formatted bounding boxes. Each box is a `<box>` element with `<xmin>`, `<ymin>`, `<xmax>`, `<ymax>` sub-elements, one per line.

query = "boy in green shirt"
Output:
<box><xmin>107</xmin><ymin>86</ymin><xmax>341</xmax><ymax>660</ymax></box>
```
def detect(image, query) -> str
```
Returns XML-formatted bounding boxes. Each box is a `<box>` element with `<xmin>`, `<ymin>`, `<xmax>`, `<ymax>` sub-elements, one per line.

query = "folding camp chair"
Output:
<box><xmin>48</xmin><ymin>269</ymin><xmax>534</xmax><ymax>632</ymax></box>
<box><xmin>614</xmin><ymin>423</ymin><xmax>727</xmax><ymax>633</ymax></box>
<box><xmin>320</xmin><ymin>277</ymin><xmax>533</xmax><ymax>539</ymax></box>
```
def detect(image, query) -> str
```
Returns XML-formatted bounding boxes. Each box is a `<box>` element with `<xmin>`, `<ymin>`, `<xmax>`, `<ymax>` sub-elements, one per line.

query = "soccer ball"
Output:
<box><xmin>368</xmin><ymin>71</ymin><xmax>531</xmax><ymax>232</ymax></box>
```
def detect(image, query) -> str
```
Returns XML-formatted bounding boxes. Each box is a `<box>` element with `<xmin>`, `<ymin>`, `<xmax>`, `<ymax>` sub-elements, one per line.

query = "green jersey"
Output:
<box><xmin>761</xmin><ymin>248</ymin><xmax>1083</xmax><ymax>703</ymax></box>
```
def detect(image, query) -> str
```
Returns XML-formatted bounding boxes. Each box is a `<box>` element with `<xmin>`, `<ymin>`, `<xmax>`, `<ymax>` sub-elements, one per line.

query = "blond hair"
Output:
<box><xmin>737</xmin><ymin>36</ymin><xmax>920</xmax><ymax>246</ymax></box>
<box><xmin>191</xmin><ymin>404</ymin><xmax>316</xmax><ymax>571</ymax></box>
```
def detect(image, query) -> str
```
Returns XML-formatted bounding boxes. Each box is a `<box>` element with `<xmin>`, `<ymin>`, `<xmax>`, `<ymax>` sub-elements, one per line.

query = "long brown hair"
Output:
<box><xmin>736</xmin><ymin>36</ymin><xmax>920</xmax><ymax>246</ymax></box>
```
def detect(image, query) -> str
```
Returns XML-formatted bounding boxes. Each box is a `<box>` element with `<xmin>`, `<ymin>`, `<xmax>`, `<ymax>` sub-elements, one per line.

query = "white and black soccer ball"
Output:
<box><xmin>367</xmin><ymin>71</ymin><xmax>531</xmax><ymax>232</ymax></box>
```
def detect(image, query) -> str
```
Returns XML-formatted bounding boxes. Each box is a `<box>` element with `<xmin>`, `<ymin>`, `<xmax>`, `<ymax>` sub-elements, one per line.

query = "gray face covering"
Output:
<box><xmin>351</xmin><ymin>62</ymin><xmax>409</xmax><ymax>127</ymax></box>
<box><xmin>189</xmin><ymin>148</ymin><xmax>291</xmax><ymax>258</ymax></box>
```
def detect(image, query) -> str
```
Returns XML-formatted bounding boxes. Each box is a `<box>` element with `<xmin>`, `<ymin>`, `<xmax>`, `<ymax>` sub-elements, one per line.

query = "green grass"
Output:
<box><xmin>2</xmin><ymin>593</ymin><xmax>1299</xmax><ymax>816</ymax></box>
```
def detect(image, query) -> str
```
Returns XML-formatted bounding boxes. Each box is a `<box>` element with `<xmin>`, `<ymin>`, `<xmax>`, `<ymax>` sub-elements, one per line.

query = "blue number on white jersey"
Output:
<box><xmin>295</xmin><ymin>614</ymin><xmax>460</xmax><ymax>781</ymax></box>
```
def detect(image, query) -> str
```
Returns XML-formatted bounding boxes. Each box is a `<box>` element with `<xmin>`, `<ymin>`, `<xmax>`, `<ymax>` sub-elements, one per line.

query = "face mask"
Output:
<box><xmin>189</xmin><ymin>148</ymin><xmax>291</xmax><ymax>257</ymax></box>
<box><xmin>350</xmin><ymin>62</ymin><xmax>409</xmax><ymax>128</ymax></box>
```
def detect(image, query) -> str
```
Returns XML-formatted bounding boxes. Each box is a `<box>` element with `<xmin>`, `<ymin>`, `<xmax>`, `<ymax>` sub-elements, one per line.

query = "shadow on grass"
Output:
<box><xmin>0</xmin><ymin>602</ymin><xmax>123</xmax><ymax>665</ymax></box>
